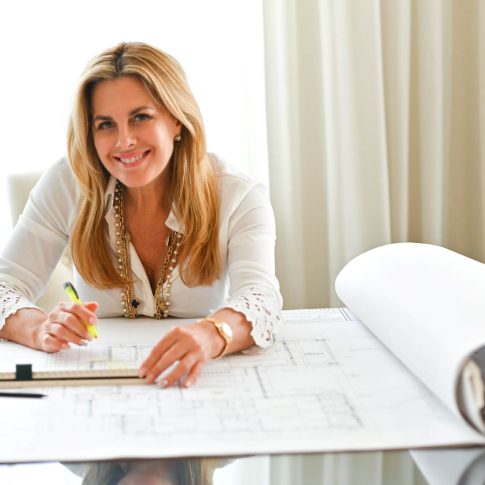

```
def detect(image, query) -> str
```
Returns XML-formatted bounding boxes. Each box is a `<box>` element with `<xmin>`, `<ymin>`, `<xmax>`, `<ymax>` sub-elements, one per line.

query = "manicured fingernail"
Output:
<box><xmin>89</xmin><ymin>317</ymin><xmax>97</xmax><ymax>324</ymax></box>
<box><xmin>138</xmin><ymin>368</ymin><xmax>146</xmax><ymax>378</ymax></box>
<box><xmin>62</xmin><ymin>342</ymin><xmax>69</xmax><ymax>349</ymax></box>
<box><xmin>159</xmin><ymin>379</ymin><xmax>168</xmax><ymax>388</ymax></box>
<box><xmin>79</xmin><ymin>340</ymin><xmax>88</xmax><ymax>347</ymax></box>
<box><xmin>184</xmin><ymin>379</ymin><xmax>192</xmax><ymax>388</ymax></box>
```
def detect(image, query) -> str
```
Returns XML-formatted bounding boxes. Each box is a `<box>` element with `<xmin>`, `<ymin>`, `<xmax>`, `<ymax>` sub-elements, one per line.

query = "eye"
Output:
<box><xmin>133</xmin><ymin>113</ymin><xmax>151</xmax><ymax>122</ymax></box>
<box><xmin>96</xmin><ymin>120</ymin><xmax>113</xmax><ymax>130</ymax></box>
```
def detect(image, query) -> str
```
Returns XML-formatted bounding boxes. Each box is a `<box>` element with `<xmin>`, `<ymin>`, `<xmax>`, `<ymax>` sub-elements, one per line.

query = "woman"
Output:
<box><xmin>78</xmin><ymin>457</ymin><xmax>224</xmax><ymax>485</ymax></box>
<box><xmin>0</xmin><ymin>42</ymin><xmax>282</xmax><ymax>387</ymax></box>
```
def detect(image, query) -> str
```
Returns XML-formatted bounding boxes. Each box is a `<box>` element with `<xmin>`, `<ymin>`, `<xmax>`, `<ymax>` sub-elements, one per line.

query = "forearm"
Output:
<box><xmin>0</xmin><ymin>307</ymin><xmax>47</xmax><ymax>349</ymax></box>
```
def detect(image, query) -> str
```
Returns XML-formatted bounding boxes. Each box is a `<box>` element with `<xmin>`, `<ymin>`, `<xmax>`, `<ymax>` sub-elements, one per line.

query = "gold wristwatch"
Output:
<box><xmin>199</xmin><ymin>317</ymin><xmax>234</xmax><ymax>358</ymax></box>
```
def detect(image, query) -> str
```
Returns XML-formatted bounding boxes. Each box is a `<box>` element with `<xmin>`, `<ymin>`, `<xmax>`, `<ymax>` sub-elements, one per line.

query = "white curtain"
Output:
<box><xmin>263</xmin><ymin>0</ymin><xmax>485</xmax><ymax>308</ymax></box>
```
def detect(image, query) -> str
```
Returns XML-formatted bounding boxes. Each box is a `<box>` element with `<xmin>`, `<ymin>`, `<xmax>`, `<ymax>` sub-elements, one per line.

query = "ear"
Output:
<box><xmin>175</xmin><ymin>119</ymin><xmax>182</xmax><ymax>135</ymax></box>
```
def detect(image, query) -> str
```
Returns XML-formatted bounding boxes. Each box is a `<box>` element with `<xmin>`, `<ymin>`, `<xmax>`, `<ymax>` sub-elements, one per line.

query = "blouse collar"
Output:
<box><xmin>103</xmin><ymin>176</ymin><xmax>183</xmax><ymax>233</ymax></box>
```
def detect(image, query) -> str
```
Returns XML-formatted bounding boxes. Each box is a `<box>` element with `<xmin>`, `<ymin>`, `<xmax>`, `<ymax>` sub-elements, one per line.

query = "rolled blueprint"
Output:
<box><xmin>335</xmin><ymin>243</ymin><xmax>485</xmax><ymax>432</ymax></box>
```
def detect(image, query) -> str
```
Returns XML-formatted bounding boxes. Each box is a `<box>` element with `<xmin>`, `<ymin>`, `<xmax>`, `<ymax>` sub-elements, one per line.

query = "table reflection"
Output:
<box><xmin>68</xmin><ymin>457</ymin><xmax>226</xmax><ymax>485</ymax></box>
<box><xmin>411</xmin><ymin>448</ymin><xmax>485</xmax><ymax>485</ymax></box>
<box><xmin>4</xmin><ymin>447</ymin><xmax>482</xmax><ymax>484</ymax></box>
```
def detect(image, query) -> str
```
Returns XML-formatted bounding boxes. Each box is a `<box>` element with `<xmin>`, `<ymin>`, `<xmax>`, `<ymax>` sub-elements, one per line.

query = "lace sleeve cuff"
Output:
<box><xmin>225</xmin><ymin>286</ymin><xmax>282</xmax><ymax>348</ymax></box>
<box><xmin>0</xmin><ymin>282</ymin><xmax>39</xmax><ymax>331</ymax></box>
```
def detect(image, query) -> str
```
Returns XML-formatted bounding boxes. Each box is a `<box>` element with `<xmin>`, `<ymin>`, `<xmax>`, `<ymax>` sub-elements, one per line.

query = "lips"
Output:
<box><xmin>114</xmin><ymin>150</ymin><xmax>150</xmax><ymax>168</ymax></box>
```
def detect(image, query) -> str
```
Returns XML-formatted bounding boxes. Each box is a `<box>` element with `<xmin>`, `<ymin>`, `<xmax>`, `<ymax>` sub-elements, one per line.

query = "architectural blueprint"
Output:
<box><xmin>0</xmin><ymin>315</ymin><xmax>483</xmax><ymax>462</ymax></box>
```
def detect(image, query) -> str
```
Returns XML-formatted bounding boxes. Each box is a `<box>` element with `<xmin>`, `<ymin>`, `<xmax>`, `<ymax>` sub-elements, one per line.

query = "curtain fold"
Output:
<box><xmin>260</xmin><ymin>2</ymin><xmax>482</xmax><ymax>481</ymax></box>
<box><xmin>264</xmin><ymin>0</ymin><xmax>485</xmax><ymax>308</ymax></box>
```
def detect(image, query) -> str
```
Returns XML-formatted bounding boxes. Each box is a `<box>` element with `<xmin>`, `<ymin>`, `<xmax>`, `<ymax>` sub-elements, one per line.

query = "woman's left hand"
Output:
<box><xmin>139</xmin><ymin>321</ymin><xmax>223</xmax><ymax>388</ymax></box>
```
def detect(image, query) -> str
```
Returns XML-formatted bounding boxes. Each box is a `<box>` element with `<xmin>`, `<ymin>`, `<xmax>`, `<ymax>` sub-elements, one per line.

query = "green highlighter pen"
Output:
<box><xmin>63</xmin><ymin>281</ymin><xmax>99</xmax><ymax>339</ymax></box>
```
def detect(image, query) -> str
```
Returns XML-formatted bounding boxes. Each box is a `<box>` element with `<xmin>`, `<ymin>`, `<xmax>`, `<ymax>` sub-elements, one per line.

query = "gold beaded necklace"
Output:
<box><xmin>113</xmin><ymin>181</ymin><xmax>182</xmax><ymax>319</ymax></box>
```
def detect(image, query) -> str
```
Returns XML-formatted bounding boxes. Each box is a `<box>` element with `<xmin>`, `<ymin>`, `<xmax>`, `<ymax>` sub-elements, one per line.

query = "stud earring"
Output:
<box><xmin>174</xmin><ymin>135</ymin><xmax>181</xmax><ymax>142</ymax></box>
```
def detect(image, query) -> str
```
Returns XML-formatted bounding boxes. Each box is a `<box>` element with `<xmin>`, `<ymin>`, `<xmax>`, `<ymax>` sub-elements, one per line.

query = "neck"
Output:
<box><xmin>124</xmin><ymin>174</ymin><xmax>171</xmax><ymax>214</ymax></box>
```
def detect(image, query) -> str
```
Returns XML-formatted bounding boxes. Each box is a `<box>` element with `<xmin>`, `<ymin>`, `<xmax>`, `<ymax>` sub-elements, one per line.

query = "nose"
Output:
<box><xmin>115</xmin><ymin>124</ymin><xmax>136</xmax><ymax>150</ymax></box>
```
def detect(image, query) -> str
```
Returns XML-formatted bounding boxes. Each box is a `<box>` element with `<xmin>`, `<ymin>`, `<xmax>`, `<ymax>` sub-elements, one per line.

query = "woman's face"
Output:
<box><xmin>91</xmin><ymin>75</ymin><xmax>181</xmax><ymax>189</ymax></box>
<box><xmin>117</xmin><ymin>460</ymin><xmax>176</xmax><ymax>485</ymax></box>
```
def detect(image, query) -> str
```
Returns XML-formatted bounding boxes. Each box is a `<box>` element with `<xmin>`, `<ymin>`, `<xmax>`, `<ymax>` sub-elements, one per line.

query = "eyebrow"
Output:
<box><xmin>93</xmin><ymin>106</ymin><xmax>155</xmax><ymax>121</ymax></box>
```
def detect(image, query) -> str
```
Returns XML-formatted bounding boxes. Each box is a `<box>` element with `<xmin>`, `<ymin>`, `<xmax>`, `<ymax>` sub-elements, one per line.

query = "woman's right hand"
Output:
<box><xmin>36</xmin><ymin>301</ymin><xmax>99</xmax><ymax>352</ymax></box>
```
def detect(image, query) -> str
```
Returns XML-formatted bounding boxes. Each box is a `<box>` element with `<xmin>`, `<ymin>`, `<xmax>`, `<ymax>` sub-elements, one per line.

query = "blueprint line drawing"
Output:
<box><xmin>0</xmin><ymin>320</ymin><xmax>482</xmax><ymax>462</ymax></box>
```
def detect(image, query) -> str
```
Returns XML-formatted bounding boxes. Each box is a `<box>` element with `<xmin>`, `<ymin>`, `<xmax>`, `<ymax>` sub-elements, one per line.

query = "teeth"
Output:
<box><xmin>120</xmin><ymin>153</ymin><xmax>144</xmax><ymax>163</ymax></box>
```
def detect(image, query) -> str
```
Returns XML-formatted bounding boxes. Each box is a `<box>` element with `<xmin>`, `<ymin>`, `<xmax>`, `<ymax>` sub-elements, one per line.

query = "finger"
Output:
<box><xmin>84</xmin><ymin>301</ymin><xmax>99</xmax><ymax>312</ymax></box>
<box><xmin>143</xmin><ymin>343</ymin><xmax>185</xmax><ymax>384</ymax></box>
<box><xmin>50</xmin><ymin>309</ymin><xmax>94</xmax><ymax>341</ymax></box>
<box><xmin>182</xmin><ymin>361</ymin><xmax>204</xmax><ymax>388</ymax></box>
<box><xmin>46</xmin><ymin>317</ymin><xmax>90</xmax><ymax>346</ymax></box>
<box><xmin>47</xmin><ymin>325</ymin><xmax>85</xmax><ymax>346</ymax></box>
<box><xmin>140</xmin><ymin>327</ymin><xmax>187</xmax><ymax>373</ymax></box>
<box><xmin>40</xmin><ymin>333</ymin><xmax>69</xmax><ymax>353</ymax></box>
<box><xmin>81</xmin><ymin>302</ymin><xmax>100</xmax><ymax>339</ymax></box>
<box><xmin>158</xmin><ymin>353</ymin><xmax>199</xmax><ymax>388</ymax></box>
<box><xmin>56</xmin><ymin>301</ymin><xmax>98</xmax><ymax>330</ymax></box>
<box><xmin>48</xmin><ymin>310</ymin><xmax>89</xmax><ymax>341</ymax></box>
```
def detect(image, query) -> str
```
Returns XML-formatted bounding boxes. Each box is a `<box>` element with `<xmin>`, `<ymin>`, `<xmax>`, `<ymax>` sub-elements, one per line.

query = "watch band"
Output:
<box><xmin>198</xmin><ymin>317</ymin><xmax>233</xmax><ymax>358</ymax></box>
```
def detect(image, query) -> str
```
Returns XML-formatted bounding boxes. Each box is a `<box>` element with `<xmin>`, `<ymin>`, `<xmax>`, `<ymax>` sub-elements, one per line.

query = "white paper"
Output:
<box><xmin>282</xmin><ymin>307</ymin><xmax>357</xmax><ymax>323</ymax></box>
<box><xmin>0</xmin><ymin>342</ymin><xmax>150</xmax><ymax>374</ymax></box>
<box><xmin>0</xmin><ymin>319</ymin><xmax>483</xmax><ymax>462</ymax></box>
<box><xmin>335</xmin><ymin>243</ymin><xmax>485</xmax><ymax>419</ymax></box>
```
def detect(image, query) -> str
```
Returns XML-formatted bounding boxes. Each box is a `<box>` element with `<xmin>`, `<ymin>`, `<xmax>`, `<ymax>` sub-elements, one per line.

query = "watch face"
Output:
<box><xmin>220</xmin><ymin>322</ymin><xmax>233</xmax><ymax>339</ymax></box>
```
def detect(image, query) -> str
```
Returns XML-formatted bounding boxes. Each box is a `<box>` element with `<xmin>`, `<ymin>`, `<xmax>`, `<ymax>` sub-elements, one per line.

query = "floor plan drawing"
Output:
<box><xmin>0</xmin><ymin>320</ymin><xmax>482</xmax><ymax>462</ymax></box>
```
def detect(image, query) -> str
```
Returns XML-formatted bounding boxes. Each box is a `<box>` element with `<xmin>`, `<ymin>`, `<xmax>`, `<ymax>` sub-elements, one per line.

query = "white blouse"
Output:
<box><xmin>0</xmin><ymin>155</ymin><xmax>282</xmax><ymax>348</ymax></box>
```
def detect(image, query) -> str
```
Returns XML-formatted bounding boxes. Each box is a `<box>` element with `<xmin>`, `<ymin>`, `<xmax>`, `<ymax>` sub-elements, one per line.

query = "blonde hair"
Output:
<box><xmin>68</xmin><ymin>42</ymin><xmax>221</xmax><ymax>289</ymax></box>
<box><xmin>81</xmin><ymin>458</ymin><xmax>221</xmax><ymax>485</ymax></box>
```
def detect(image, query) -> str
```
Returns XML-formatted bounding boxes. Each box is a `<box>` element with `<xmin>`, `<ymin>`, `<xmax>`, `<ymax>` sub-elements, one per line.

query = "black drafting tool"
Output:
<box><xmin>0</xmin><ymin>391</ymin><xmax>45</xmax><ymax>398</ymax></box>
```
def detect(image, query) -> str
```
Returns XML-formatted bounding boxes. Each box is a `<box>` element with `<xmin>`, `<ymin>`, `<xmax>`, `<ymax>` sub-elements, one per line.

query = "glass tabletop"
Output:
<box><xmin>2</xmin><ymin>447</ymin><xmax>485</xmax><ymax>485</ymax></box>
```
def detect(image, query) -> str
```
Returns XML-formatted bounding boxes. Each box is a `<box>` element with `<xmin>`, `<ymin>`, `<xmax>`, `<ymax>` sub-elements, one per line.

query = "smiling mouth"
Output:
<box><xmin>114</xmin><ymin>150</ymin><xmax>150</xmax><ymax>167</ymax></box>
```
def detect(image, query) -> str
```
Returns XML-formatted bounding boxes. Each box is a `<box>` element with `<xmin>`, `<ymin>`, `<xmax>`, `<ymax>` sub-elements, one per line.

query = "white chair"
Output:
<box><xmin>7</xmin><ymin>172</ymin><xmax>73</xmax><ymax>310</ymax></box>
